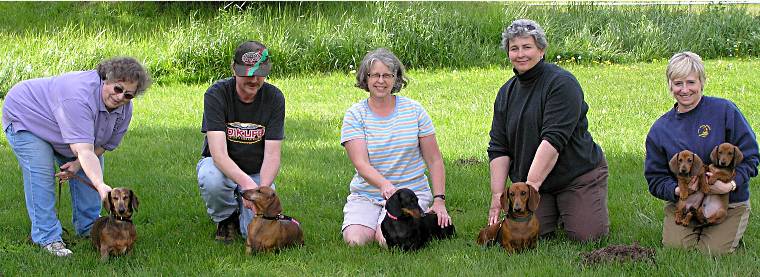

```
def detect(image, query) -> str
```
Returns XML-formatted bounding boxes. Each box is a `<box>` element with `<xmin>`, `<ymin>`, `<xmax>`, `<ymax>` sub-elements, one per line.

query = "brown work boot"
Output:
<box><xmin>214</xmin><ymin>211</ymin><xmax>240</xmax><ymax>243</ymax></box>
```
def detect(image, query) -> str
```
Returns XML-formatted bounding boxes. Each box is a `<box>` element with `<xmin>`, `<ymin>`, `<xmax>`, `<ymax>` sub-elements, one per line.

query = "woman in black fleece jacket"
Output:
<box><xmin>486</xmin><ymin>19</ymin><xmax>609</xmax><ymax>242</ymax></box>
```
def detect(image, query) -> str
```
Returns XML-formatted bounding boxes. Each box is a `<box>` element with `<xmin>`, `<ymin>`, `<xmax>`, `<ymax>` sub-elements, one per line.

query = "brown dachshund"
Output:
<box><xmin>669</xmin><ymin>150</ymin><xmax>708</xmax><ymax>226</ymax></box>
<box><xmin>90</xmin><ymin>187</ymin><xmax>139</xmax><ymax>261</ymax></box>
<box><xmin>477</xmin><ymin>182</ymin><xmax>540</xmax><ymax>253</ymax></box>
<box><xmin>241</xmin><ymin>187</ymin><xmax>303</xmax><ymax>254</ymax></box>
<box><xmin>698</xmin><ymin>143</ymin><xmax>743</xmax><ymax>225</ymax></box>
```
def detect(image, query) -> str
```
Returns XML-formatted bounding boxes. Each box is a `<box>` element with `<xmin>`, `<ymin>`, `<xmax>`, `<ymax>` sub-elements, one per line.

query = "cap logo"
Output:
<box><xmin>241</xmin><ymin>50</ymin><xmax>264</xmax><ymax>65</ymax></box>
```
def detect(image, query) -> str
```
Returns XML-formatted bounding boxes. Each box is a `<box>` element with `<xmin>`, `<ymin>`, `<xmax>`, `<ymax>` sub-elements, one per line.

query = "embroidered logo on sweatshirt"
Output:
<box><xmin>698</xmin><ymin>124</ymin><xmax>711</xmax><ymax>138</ymax></box>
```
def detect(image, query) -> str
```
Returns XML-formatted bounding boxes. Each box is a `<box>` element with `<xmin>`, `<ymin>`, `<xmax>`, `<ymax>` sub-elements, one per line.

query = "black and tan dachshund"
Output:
<box><xmin>380</xmin><ymin>188</ymin><xmax>455</xmax><ymax>251</ymax></box>
<box><xmin>90</xmin><ymin>187</ymin><xmax>139</xmax><ymax>261</ymax></box>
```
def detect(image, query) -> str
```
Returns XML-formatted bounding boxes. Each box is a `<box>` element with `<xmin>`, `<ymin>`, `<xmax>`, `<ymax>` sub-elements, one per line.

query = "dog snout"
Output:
<box><xmin>513</xmin><ymin>203</ymin><xmax>523</xmax><ymax>212</ymax></box>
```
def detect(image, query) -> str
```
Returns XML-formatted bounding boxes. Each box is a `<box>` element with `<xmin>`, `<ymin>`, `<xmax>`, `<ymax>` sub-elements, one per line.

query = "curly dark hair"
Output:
<box><xmin>97</xmin><ymin>57</ymin><xmax>152</xmax><ymax>96</ymax></box>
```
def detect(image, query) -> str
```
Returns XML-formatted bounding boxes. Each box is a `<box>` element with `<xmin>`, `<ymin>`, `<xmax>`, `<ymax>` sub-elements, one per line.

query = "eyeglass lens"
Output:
<box><xmin>114</xmin><ymin>85</ymin><xmax>136</xmax><ymax>99</ymax></box>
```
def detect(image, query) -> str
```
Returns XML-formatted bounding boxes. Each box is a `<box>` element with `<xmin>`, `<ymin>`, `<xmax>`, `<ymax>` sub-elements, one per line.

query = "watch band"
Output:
<box><xmin>433</xmin><ymin>194</ymin><xmax>445</xmax><ymax>200</ymax></box>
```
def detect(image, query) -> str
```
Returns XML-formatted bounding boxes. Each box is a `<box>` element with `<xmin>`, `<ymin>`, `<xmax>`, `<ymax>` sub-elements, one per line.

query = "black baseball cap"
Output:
<box><xmin>233</xmin><ymin>41</ymin><xmax>272</xmax><ymax>77</ymax></box>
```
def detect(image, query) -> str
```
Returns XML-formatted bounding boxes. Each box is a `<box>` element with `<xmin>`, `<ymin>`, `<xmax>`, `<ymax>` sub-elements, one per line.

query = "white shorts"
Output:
<box><xmin>341</xmin><ymin>190</ymin><xmax>432</xmax><ymax>232</ymax></box>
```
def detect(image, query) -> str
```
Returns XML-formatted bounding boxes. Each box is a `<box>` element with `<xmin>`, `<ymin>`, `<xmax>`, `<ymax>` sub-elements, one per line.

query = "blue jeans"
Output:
<box><xmin>5</xmin><ymin>124</ymin><xmax>103</xmax><ymax>245</ymax></box>
<box><xmin>196</xmin><ymin>157</ymin><xmax>275</xmax><ymax>237</ymax></box>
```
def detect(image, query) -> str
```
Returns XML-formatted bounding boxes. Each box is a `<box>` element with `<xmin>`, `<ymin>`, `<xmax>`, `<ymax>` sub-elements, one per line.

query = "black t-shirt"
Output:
<box><xmin>201</xmin><ymin>77</ymin><xmax>285</xmax><ymax>174</ymax></box>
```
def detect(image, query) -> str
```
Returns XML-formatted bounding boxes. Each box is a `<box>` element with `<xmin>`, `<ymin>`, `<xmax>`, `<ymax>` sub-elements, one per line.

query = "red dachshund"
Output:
<box><xmin>699</xmin><ymin>143</ymin><xmax>743</xmax><ymax>225</ymax></box>
<box><xmin>477</xmin><ymin>182</ymin><xmax>540</xmax><ymax>252</ymax></box>
<box><xmin>241</xmin><ymin>187</ymin><xmax>303</xmax><ymax>254</ymax></box>
<box><xmin>669</xmin><ymin>150</ymin><xmax>708</xmax><ymax>226</ymax></box>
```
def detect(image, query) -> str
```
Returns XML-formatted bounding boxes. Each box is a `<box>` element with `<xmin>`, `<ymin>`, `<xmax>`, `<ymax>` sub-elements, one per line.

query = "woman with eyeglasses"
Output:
<box><xmin>486</xmin><ymin>19</ymin><xmax>609</xmax><ymax>242</ymax></box>
<box><xmin>2</xmin><ymin>57</ymin><xmax>151</xmax><ymax>257</ymax></box>
<box><xmin>340</xmin><ymin>48</ymin><xmax>451</xmax><ymax>247</ymax></box>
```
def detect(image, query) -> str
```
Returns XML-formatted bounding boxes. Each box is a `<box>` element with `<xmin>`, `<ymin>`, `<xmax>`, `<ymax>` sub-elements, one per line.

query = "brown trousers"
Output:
<box><xmin>663</xmin><ymin>201</ymin><xmax>750</xmax><ymax>255</ymax></box>
<box><xmin>535</xmin><ymin>159</ymin><xmax>610</xmax><ymax>242</ymax></box>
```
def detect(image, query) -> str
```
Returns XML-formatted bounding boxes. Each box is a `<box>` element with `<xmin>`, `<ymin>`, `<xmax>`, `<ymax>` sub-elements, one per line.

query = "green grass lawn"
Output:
<box><xmin>1</xmin><ymin>59</ymin><xmax>760</xmax><ymax>275</ymax></box>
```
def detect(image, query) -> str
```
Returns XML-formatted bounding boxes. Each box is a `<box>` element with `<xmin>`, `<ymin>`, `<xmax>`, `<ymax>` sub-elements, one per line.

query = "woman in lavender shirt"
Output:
<box><xmin>2</xmin><ymin>57</ymin><xmax>151</xmax><ymax>257</ymax></box>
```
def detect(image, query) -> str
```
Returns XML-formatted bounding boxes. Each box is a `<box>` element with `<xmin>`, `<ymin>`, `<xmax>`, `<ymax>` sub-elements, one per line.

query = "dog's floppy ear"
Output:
<box><xmin>103</xmin><ymin>190</ymin><xmax>113</xmax><ymax>214</ymax></box>
<box><xmin>691</xmin><ymin>153</ymin><xmax>704</xmax><ymax>175</ymax></box>
<box><xmin>527</xmin><ymin>185</ymin><xmax>540</xmax><ymax>212</ymax></box>
<box><xmin>385</xmin><ymin>191</ymin><xmax>402</xmax><ymax>216</ymax></box>
<box><xmin>267</xmin><ymin>192</ymin><xmax>283</xmax><ymax>217</ymax></box>
<box><xmin>500</xmin><ymin>190</ymin><xmax>509</xmax><ymax>212</ymax></box>
<box><xmin>129</xmin><ymin>190</ymin><xmax>139</xmax><ymax>213</ymax></box>
<box><xmin>669</xmin><ymin>153</ymin><xmax>680</xmax><ymax>175</ymax></box>
<box><xmin>710</xmin><ymin>145</ymin><xmax>719</xmax><ymax>164</ymax></box>
<box><xmin>732</xmin><ymin>145</ymin><xmax>744</xmax><ymax>167</ymax></box>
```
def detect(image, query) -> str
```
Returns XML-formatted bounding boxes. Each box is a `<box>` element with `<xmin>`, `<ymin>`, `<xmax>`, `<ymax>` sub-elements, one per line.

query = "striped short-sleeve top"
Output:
<box><xmin>340</xmin><ymin>96</ymin><xmax>435</xmax><ymax>202</ymax></box>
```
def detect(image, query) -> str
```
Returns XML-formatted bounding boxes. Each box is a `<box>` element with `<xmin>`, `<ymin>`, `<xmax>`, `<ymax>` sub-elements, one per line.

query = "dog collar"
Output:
<box><xmin>257</xmin><ymin>214</ymin><xmax>300</xmax><ymax>226</ymax></box>
<box><xmin>112</xmin><ymin>215</ymin><xmax>132</xmax><ymax>223</ymax></box>
<box><xmin>508</xmin><ymin>212</ymin><xmax>533</xmax><ymax>223</ymax></box>
<box><xmin>385</xmin><ymin>211</ymin><xmax>400</xmax><ymax>221</ymax></box>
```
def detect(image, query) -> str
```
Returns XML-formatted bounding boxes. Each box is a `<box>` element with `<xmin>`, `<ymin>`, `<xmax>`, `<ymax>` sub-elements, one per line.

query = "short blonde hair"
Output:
<box><xmin>666</xmin><ymin>51</ymin><xmax>706</xmax><ymax>89</ymax></box>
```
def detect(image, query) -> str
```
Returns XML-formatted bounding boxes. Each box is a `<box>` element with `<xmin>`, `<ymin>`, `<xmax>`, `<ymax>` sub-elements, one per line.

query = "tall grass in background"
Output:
<box><xmin>1</xmin><ymin>1</ymin><xmax>759</xmax><ymax>96</ymax></box>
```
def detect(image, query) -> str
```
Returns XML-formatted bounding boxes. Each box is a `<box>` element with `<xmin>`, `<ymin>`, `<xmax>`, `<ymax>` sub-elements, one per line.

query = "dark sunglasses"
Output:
<box><xmin>113</xmin><ymin>84</ymin><xmax>136</xmax><ymax>100</ymax></box>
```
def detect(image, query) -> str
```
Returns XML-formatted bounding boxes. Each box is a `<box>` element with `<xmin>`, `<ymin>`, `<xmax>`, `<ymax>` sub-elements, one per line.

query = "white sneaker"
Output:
<box><xmin>42</xmin><ymin>241</ymin><xmax>73</xmax><ymax>257</ymax></box>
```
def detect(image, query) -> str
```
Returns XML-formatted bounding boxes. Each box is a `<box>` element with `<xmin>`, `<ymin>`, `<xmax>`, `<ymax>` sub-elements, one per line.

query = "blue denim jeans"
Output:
<box><xmin>196</xmin><ymin>156</ymin><xmax>275</xmax><ymax>237</ymax></box>
<box><xmin>5</xmin><ymin>124</ymin><xmax>102</xmax><ymax>245</ymax></box>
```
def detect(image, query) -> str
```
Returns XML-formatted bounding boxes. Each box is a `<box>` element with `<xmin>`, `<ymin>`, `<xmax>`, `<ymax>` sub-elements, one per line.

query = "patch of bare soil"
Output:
<box><xmin>581</xmin><ymin>243</ymin><xmax>656</xmax><ymax>266</ymax></box>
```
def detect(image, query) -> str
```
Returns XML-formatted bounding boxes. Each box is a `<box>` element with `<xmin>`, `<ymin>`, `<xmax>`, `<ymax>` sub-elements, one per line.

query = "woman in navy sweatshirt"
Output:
<box><xmin>645</xmin><ymin>51</ymin><xmax>759</xmax><ymax>254</ymax></box>
<box><xmin>487</xmin><ymin>19</ymin><xmax>609</xmax><ymax>242</ymax></box>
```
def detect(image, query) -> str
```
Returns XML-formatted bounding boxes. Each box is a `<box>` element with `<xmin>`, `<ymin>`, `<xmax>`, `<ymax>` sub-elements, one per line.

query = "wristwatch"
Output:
<box><xmin>730</xmin><ymin>182</ymin><xmax>737</xmax><ymax>192</ymax></box>
<box><xmin>433</xmin><ymin>194</ymin><xmax>446</xmax><ymax>201</ymax></box>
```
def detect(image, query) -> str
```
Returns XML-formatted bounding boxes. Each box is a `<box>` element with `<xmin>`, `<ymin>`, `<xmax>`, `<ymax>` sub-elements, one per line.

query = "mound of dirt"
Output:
<box><xmin>581</xmin><ymin>243</ymin><xmax>656</xmax><ymax>266</ymax></box>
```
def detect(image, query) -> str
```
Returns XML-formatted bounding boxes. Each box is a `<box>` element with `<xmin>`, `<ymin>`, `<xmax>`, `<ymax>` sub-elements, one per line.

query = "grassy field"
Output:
<box><xmin>1</xmin><ymin>59</ymin><xmax>760</xmax><ymax>276</ymax></box>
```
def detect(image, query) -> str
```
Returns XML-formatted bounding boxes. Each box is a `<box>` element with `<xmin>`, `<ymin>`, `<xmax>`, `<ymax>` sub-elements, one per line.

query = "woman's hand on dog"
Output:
<box><xmin>706</xmin><ymin>173</ymin><xmax>734</xmax><ymax>194</ymax></box>
<box><xmin>380</xmin><ymin>183</ymin><xmax>397</xmax><ymax>200</ymax></box>
<box><xmin>96</xmin><ymin>184</ymin><xmax>112</xmax><ymax>201</ymax></box>
<box><xmin>429</xmin><ymin>200</ymin><xmax>452</xmax><ymax>227</ymax></box>
<box><xmin>488</xmin><ymin>193</ymin><xmax>502</xmax><ymax>226</ymax></box>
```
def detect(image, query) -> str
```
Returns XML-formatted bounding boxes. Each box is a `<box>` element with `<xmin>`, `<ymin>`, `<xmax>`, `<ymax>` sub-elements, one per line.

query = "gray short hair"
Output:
<box><xmin>355</xmin><ymin>48</ymin><xmax>408</xmax><ymax>94</ymax></box>
<box><xmin>97</xmin><ymin>57</ymin><xmax>152</xmax><ymax>96</ymax></box>
<box><xmin>501</xmin><ymin>19</ymin><xmax>548</xmax><ymax>51</ymax></box>
<box><xmin>666</xmin><ymin>51</ymin><xmax>706</xmax><ymax>89</ymax></box>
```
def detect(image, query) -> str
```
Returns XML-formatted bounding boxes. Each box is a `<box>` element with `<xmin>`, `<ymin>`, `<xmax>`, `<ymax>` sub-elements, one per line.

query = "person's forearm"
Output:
<box><xmin>77</xmin><ymin>149</ymin><xmax>106</xmax><ymax>188</ymax></box>
<box><xmin>489</xmin><ymin>156</ymin><xmax>510</xmax><ymax>195</ymax></box>
<box><xmin>258</xmin><ymin>156</ymin><xmax>280</xmax><ymax>188</ymax></box>
<box><xmin>526</xmin><ymin>140</ymin><xmax>559</xmax><ymax>190</ymax></box>
<box><xmin>212</xmin><ymin>156</ymin><xmax>258</xmax><ymax>190</ymax></box>
<box><xmin>428</xmin><ymin>158</ymin><xmax>446</xmax><ymax>197</ymax></box>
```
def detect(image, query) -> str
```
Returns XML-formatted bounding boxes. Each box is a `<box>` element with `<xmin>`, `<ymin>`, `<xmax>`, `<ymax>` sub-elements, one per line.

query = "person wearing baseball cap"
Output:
<box><xmin>197</xmin><ymin>40</ymin><xmax>286</xmax><ymax>243</ymax></box>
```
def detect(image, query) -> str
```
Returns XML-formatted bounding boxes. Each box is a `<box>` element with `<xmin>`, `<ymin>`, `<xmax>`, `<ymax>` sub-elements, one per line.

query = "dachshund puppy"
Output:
<box><xmin>669</xmin><ymin>150</ymin><xmax>708</xmax><ymax>226</ymax></box>
<box><xmin>699</xmin><ymin>143</ymin><xmax>743</xmax><ymax>225</ymax></box>
<box><xmin>241</xmin><ymin>187</ymin><xmax>303</xmax><ymax>254</ymax></box>
<box><xmin>477</xmin><ymin>182</ymin><xmax>540</xmax><ymax>253</ymax></box>
<box><xmin>381</xmin><ymin>188</ymin><xmax>455</xmax><ymax>251</ymax></box>
<box><xmin>90</xmin><ymin>187</ymin><xmax>139</xmax><ymax>261</ymax></box>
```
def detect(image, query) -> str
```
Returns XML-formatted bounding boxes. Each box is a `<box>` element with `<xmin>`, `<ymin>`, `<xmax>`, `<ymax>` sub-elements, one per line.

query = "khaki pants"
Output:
<box><xmin>663</xmin><ymin>201</ymin><xmax>750</xmax><ymax>255</ymax></box>
<box><xmin>536</xmin><ymin>159</ymin><xmax>610</xmax><ymax>242</ymax></box>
